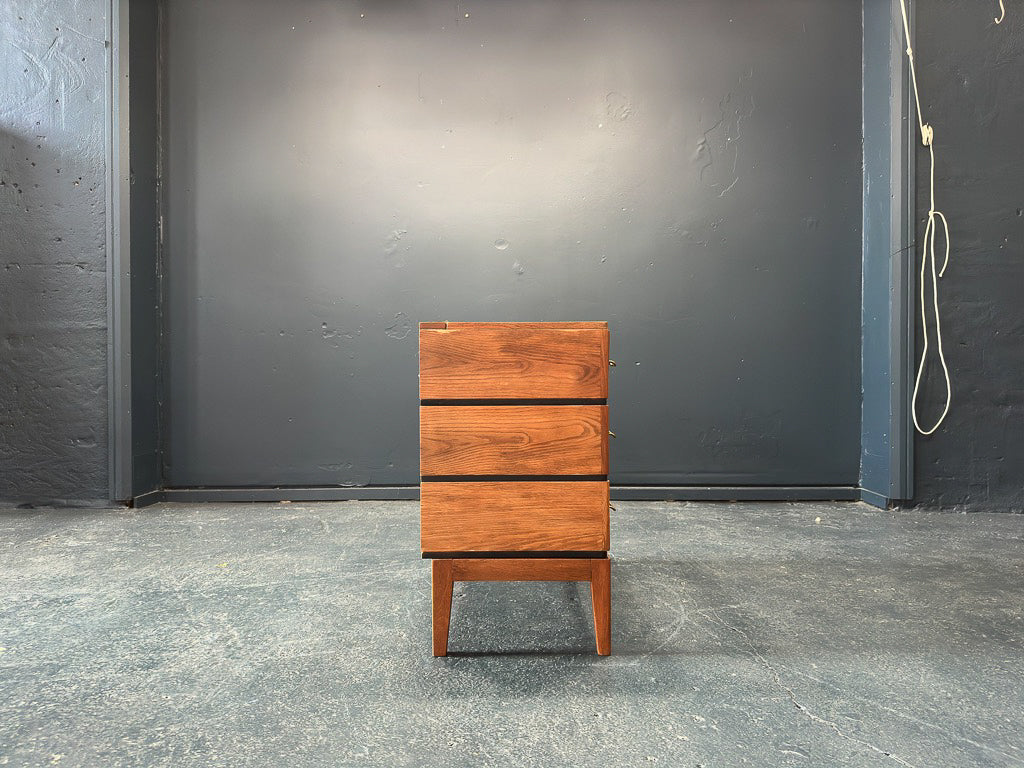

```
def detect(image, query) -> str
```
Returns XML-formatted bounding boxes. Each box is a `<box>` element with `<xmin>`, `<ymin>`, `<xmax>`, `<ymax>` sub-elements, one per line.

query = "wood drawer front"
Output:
<box><xmin>421</xmin><ymin>481</ymin><xmax>609</xmax><ymax>552</ymax></box>
<box><xmin>419</xmin><ymin>324</ymin><xmax>609</xmax><ymax>400</ymax></box>
<box><xmin>420</xmin><ymin>405</ymin><xmax>608</xmax><ymax>476</ymax></box>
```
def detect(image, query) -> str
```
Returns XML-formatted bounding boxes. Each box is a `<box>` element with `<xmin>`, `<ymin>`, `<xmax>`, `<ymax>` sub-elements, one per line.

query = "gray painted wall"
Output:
<box><xmin>1</xmin><ymin>1</ymin><xmax>109</xmax><ymax>504</ymax></box>
<box><xmin>2</xmin><ymin>0</ymin><xmax>1019</xmax><ymax>509</ymax></box>
<box><xmin>162</xmin><ymin>0</ymin><xmax>864</xmax><ymax>489</ymax></box>
<box><xmin>911</xmin><ymin>0</ymin><xmax>1024</xmax><ymax>510</ymax></box>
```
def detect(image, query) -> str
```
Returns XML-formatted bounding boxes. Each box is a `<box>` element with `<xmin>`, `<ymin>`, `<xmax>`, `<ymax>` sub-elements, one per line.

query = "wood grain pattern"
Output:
<box><xmin>451</xmin><ymin>558</ymin><xmax>595</xmax><ymax>581</ymax></box>
<box><xmin>421</xmin><ymin>481</ymin><xmax>609</xmax><ymax>552</ymax></box>
<box><xmin>419</xmin><ymin>320</ymin><xmax>613</xmax><ymax>655</ymax></box>
<box><xmin>419</xmin><ymin>325</ymin><xmax>609</xmax><ymax>399</ymax></box>
<box><xmin>590</xmin><ymin>558</ymin><xmax>611</xmax><ymax>655</ymax></box>
<box><xmin>431</xmin><ymin>559</ymin><xmax>454</xmax><ymax>657</ymax></box>
<box><xmin>420</xmin><ymin>405</ymin><xmax>608</xmax><ymax>475</ymax></box>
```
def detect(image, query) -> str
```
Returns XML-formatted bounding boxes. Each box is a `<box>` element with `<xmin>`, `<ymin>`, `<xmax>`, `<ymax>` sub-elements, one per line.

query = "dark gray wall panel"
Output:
<box><xmin>0</xmin><ymin>1</ymin><xmax>109</xmax><ymax>503</ymax></box>
<box><xmin>911</xmin><ymin>0</ymin><xmax>1024</xmax><ymax>510</ymax></box>
<box><xmin>3</xmin><ymin>0</ymin><xmax>1012</xmax><ymax>506</ymax></box>
<box><xmin>163</xmin><ymin>0</ymin><xmax>865</xmax><ymax>488</ymax></box>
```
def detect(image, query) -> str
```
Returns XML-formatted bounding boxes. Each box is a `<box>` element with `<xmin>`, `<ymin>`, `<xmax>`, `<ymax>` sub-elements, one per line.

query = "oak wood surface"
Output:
<box><xmin>420</xmin><ymin>405</ymin><xmax>608</xmax><ymax>476</ymax></box>
<box><xmin>420</xmin><ymin>481</ymin><xmax>609</xmax><ymax>552</ymax></box>
<box><xmin>451</xmin><ymin>558</ymin><xmax>594</xmax><ymax>581</ymax></box>
<box><xmin>419</xmin><ymin>325</ymin><xmax>609</xmax><ymax>399</ymax></box>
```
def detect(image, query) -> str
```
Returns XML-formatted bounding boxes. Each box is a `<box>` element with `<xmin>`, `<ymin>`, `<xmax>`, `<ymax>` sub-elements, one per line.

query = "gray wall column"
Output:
<box><xmin>108</xmin><ymin>0</ymin><xmax>163</xmax><ymax>502</ymax></box>
<box><xmin>860</xmin><ymin>0</ymin><xmax>915</xmax><ymax>507</ymax></box>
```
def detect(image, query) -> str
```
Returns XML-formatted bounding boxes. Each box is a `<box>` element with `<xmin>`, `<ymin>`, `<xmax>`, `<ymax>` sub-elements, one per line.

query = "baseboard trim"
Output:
<box><xmin>611</xmin><ymin>486</ymin><xmax>860</xmax><ymax>501</ymax></box>
<box><xmin>133</xmin><ymin>485</ymin><xmax>860</xmax><ymax>505</ymax></box>
<box><xmin>859</xmin><ymin>488</ymin><xmax>891</xmax><ymax>509</ymax></box>
<box><xmin>130</xmin><ymin>489</ymin><xmax>165</xmax><ymax>508</ymax></box>
<box><xmin>156</xmin><ymin>486</ymin><xmax>421</xmax><ymax>503</ymax></box>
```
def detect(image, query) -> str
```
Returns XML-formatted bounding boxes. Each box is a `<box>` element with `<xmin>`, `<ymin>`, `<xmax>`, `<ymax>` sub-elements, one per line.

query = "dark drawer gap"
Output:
<box><xmin>423</xmin><ymin>551</ymin><xmax>608</xmax><ymax>560</ymax></box>
<box><xmin>420</xmin><ymin>398</ymin><xmax>606</xmax><ymax>406</ymax></box>
<box><xmin>421</xmin><ymin>474</ymin><xmax>608</xmax><ymax>483</ymax></box>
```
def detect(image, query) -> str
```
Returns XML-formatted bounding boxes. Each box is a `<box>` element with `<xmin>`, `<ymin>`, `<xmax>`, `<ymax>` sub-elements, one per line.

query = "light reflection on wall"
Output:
<box><xmin>164</xmin><ymin>0</ymin><xmax>865</xmax><ymax>486</ymax></box>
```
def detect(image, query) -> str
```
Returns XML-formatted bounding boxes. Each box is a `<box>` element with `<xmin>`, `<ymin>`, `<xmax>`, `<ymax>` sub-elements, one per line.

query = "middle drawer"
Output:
<box><xmin>420</xmin><ymin>405</ymin><xmax>609</xmax><ymax>476</ymax></box>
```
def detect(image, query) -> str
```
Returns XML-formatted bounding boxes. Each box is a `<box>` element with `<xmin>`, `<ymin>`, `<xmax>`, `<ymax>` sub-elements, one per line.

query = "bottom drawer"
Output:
<box><xmin>420</xmin><ymin>481</ymin><xmax>609</xmax><ymax>553</ymax></box>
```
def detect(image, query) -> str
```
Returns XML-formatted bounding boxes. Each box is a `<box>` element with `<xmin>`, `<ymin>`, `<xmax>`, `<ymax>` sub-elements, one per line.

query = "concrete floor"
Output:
<box><xmin>1</xmin><ymin>501</ymin><xmax>1023</xmax><ymax>767</ymax></box>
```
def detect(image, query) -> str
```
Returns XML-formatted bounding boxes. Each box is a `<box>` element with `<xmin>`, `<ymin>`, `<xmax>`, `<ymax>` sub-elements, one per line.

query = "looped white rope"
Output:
<box><xmin>996</xmin><ymin>0</ymin><xmax>1006</xmax><ymax>24</ymax></box>
<box><xmin>899</xmin><ymin>0</ymin><xmax>952</xmax><ymax>435</ymax></box>
<box><xmin>912</xmin><ymin>143</ymin><xmax>953</xmax><ymax>435</ymax></box>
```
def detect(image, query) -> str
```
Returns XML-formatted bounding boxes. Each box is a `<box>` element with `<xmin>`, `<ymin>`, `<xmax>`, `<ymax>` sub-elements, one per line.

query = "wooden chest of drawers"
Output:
<box><xmin>419</xmin><ymin>321</ymin><xmax>612</xmax><ymax>655</ymax></box>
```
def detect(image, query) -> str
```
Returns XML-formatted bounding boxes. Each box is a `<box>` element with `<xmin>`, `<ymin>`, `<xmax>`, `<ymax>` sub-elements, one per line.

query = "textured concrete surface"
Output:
<box><xmin>911</xmin><ymin>0</ymin><xmax>1024</xmax><ymax>509</ymax></box>
<box><xmin>2</xmin><ymin>500</ymin><xmax>1023</xmax><ymax>767</ymax></box>
<box><xmin>0</xmin><ymin>0</ymin><xmax>109</xmax><ymax>504</ymax></box>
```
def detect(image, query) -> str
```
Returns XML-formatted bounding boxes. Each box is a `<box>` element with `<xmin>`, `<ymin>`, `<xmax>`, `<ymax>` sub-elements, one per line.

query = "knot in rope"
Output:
<box><xmin>920</xmin><ymin>123</ymin><xmax>934</xmax><ymax>147</ymax></box>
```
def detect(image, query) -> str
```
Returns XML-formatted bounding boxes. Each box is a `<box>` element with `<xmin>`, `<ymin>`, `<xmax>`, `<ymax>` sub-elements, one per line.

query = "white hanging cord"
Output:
<box><xmin>996</xmin><ymin>1</ymin><xmax>1006</xmax><ymax>24</ymax></box>
<box><xmin>899</xmin><ymin>0</ymin><xmax>953</xmax><ymax>435</ymax></box>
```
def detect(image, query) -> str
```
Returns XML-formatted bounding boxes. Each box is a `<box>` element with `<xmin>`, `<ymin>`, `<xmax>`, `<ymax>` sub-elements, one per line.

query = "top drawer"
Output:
<box><xmin>419</xmin><ymin>322</ymin><xmax>609</xmax><ymax>400</ymax></box>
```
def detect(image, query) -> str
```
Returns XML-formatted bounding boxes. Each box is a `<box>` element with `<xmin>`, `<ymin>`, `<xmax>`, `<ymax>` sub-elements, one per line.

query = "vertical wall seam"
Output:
<box><xmin>104</xmin><ymin>0</ymin><xmax>118</xmax><ymax>501</ymax></box>
<box><xmin>107</xmin><ymin>0</ymin><xmax>133</xmax><ymax>502</ymax></box>
<box><xmin>155</xmin><ymin>0</ymin><xmax>168</xmax><ymax>489</ymax></box>
<box><xmin>898</xmin><ymin>0</ymin><xmax>916</xmax><ymax>500</ymax></box>
<box><xmin>859</xmin><ymin>0</ymin><xmax>867</xmax><ymax>492</ymax></box>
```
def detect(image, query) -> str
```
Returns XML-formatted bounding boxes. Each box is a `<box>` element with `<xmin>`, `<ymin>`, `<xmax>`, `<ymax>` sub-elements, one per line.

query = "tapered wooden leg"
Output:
<box><xmin>590</xmin><ymin>557</ymin><xmax>611</xmax><ymax>656</ymax></box>
<box><xmin>431</xmin><ymin>559</ymin><xmax>454</xmax><ymax>656</ymax></box>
